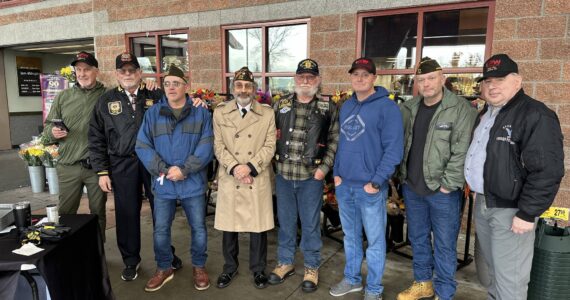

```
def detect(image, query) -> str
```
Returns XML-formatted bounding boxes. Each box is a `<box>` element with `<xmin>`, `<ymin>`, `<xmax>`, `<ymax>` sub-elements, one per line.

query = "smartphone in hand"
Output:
<box><xmin>51</xmin><ymin>119</ymin><xmax>70</xmax><ymax>132</ymax></box>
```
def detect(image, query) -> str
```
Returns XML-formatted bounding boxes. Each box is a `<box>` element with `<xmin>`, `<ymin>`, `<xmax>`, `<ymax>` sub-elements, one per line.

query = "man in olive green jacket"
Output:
<box><xmin>43</xmin><ymin>52</ymin><xmax>107</xmax><ymax>238</ymax></box>
<box><xmin>397</xmin><ymin>57</ymin><xmax>477</xmax><ymax>300</ymax></box>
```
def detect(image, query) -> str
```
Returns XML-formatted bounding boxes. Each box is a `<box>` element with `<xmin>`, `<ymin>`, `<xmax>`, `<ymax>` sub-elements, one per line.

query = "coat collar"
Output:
<box><xmin>221</xmin><ymin>99</ymin><xmax>262</xmax><ymax>133</ymax></box>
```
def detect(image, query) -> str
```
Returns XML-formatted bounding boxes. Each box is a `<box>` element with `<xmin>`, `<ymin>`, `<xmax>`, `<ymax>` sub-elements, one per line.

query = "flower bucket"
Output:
<box><xmin>28</xmin><ymin>165</ymin><xmax>45</xmax><ymax>193</ymax></box>
<box><xmin>45</xmin><ymin>167</ymin><xmax>59</xmax><ymax>195</ymax></box>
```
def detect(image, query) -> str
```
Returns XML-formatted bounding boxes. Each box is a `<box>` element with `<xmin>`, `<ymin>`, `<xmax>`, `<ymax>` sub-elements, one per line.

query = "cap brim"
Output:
<box><xmin>116</xmin><ymin>62</ymin><xmax>140</xmax><ymax>69</ymax></box>
<box><xmin>71</xmin><ymin>59</ymin><xmax>96</xmax><ymax>67</ymax></box>
<box><xmin>296</xmin><ymin>70</ymin><xmax>319</xmax><ymax>75</ymax></box>
<box><xmin>348</xmin><ymin>66</ymin><xmax>374</xmax><ymax>74</ymax></box>
<box><xmin>477</xmin><ymin>71</ymin><xmax>511</xmax><ymax>82</ymax></box>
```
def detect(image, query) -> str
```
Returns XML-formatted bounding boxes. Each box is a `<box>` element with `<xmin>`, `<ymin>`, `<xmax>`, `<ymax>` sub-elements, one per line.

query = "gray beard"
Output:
<box><xmin>235</xmin><ymin>95</ymin><xmax>253</xmax><ymax>107</ymax></box>
<box><xmin>294</xmin><ymin>85</ymin><xmax>318</xmax><ymax>98</ymax></box>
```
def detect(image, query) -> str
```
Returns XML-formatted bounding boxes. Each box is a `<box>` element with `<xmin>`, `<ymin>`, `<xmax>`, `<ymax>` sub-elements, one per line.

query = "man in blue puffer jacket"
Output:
<box><xmin>330</xmin><ymin>57</ymin><xmax>404</xmax><ymax>300</ymax></box>
<box><xmin>136</xmin><ymin>65</ymin><xmax>214</xmax><ymax>293</ymax></box>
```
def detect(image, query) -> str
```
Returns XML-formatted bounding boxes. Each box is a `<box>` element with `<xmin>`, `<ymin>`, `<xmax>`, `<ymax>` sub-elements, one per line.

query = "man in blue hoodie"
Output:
<box><xmin>330</xmin><ymin>57</ymin><xmax>404</xmax><ymax>300</ymax></box>
<box><xmin>136</xmin><ymin>65</ymin><xmax>214</xmax><ymax>293</ymax></box>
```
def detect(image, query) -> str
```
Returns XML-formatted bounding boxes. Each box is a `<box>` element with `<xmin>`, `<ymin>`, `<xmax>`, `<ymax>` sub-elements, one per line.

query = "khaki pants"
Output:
<box><xmin>56</xmin><ymin>163</ymin><xmax>107</xmax><ymax>240</ymax></box>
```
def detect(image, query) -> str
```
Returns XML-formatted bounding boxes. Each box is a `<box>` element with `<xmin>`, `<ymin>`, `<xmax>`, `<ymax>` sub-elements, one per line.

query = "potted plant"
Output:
<box><xmin>42</xmin><ymin>144</ymin><xmax>60</xmax><ymax>195</ymax></box>
<box><xmin>18</xmin><ymin>138</ymin><xmax>46</xmax><ymax>193</ymax></box>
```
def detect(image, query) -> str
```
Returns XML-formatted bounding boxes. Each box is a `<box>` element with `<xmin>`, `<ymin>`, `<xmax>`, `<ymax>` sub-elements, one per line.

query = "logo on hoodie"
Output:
<box><xmin>341</xmin><ymin>114</ymin><xmax>366</xmax><ymax>141</ymax></box>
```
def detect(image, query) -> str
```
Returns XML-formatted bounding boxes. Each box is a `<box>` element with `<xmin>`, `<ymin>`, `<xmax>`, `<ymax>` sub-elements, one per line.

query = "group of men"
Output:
<box><xmin>44</xmin><ymin>50</ymin><xmax>564</xmax><ymax>300</ymax></box>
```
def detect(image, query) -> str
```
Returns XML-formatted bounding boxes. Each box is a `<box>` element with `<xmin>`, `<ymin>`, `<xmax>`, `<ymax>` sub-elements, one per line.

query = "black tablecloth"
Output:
<box><xmin>0</xmin><ymin>214</ymin><xmax>114</xmax><ymax>300</ymax></box>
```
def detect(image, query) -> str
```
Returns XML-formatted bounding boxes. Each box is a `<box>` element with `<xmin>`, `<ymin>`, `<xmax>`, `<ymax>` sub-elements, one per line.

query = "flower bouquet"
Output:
<box><xmin>255</xmin><ymin>89</ymin><xmax>272</xmax><ymax>106</ymax></box>
<box><xmin>330</xmin><ymin>89</ymin><xmax>353</xmax><ymax>106</ymax></box>
<box><xmin>59</xmin><ymin>66</ymin><xmax>76</xmax><ymax>83</ymax></box>
<box><xmin>42</xmin><ymin>144</ymin><xmax>60</xmax><ymax>168</ymax></box>
<box><xmin>191</xmin><ymin>88</ymin><xmax>225</xmax><ymax>109</ymax></box>
<box><xmin>18</xmin><ymin>141</ymin><xmax>45</xmax><ymax>167</ymax></box>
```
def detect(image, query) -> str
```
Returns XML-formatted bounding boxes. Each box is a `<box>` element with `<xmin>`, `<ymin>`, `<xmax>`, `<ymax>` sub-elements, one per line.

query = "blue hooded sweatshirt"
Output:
<box><xmin>334</xmin><ymin>86</ymin><xmax>404</xmax><ymax>189</ymax></box>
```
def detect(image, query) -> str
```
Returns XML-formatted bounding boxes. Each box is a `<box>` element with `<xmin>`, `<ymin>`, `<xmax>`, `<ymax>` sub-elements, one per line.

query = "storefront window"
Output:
<box><xmin>128</xmin><ymin>29</ymin><xmax>189</xmax><ymax>83</ymax></box>
<box><xmin>363</xmin><ymin>13</ymin><xmax>418</xmax><ymax>70</ymax></box>
<box><xmin>358</xmin><ymin>1</ymin><xmax>494</xmax><ymax>100</ymax></box>
<box><xmin>227</xmin><ymin>28</ymin><xmax>262</xmax><ymax>72</ymax></box>
<box><xmin>223</xmin><ymin>20</ymin><xmax>309</xmax><ymax>94</ymax></box>
<box><xmin>422</xmin><ymin>8</ymin><xmax>488</xmax><ymax>68</ymax></box>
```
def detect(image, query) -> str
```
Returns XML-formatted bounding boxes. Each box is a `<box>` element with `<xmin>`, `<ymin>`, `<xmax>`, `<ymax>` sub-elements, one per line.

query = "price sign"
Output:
<box><xmin>540</xmin><ymin>207</ymin><xmax>569</xmax><ymax>221</ymax></box>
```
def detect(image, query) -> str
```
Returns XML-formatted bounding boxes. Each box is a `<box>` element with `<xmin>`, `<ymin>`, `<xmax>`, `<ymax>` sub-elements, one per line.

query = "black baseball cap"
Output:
<box><xmin>296</xmin><ymin>59</ymin><xmax>319</xmax><ymax>75</ymax></box>
<box><xmin>71</xmin><ymin>51</ymin><xmax>98</xmax><ymax>68</ymax></box>
<box><xmin>478</xmin><ymin>54</ymin><xmax>518</xmax><ymax>82</ymax></box>
<box><xmin>348</xmin><ymin>57</ymin><xmax>376</xmax><ymax>74</ymax></box>
<box><xmin>116</xmin><ymin>52</ymin><xmax>140</xmax><ymax>69</ymax></box>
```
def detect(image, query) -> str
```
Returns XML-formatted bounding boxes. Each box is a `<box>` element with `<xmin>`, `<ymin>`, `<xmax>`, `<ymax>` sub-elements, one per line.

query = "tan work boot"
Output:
<box><xmin>267</xmin><ymin>264</ymin><xmax>295</xmax><ymax>285</ymax></box>
<box><xmin>396</xmin><ymin>281</ymin><xmax>434</xmax><ymax>300</ymax></box>
<box><xmin>302</xmin><ymin>267</ymin><xmax>318</xmax><ymax>292</ymax></box>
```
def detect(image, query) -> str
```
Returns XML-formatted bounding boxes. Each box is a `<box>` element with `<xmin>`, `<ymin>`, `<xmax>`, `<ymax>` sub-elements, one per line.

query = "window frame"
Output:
<box><xmin>221</xmin><ymin>18</ymin><xmax>311</xmax><ymax>93</ymax></box>
<box><xmin>125</xmin><ymin>28</ymin><xmax>190</xmax><ymax>84</ymax></box>
<box><xmin>356</xmin><ymin>1</ymin><xmax>495</xmax><ymax>95</ymax></box>
<box><xmin>0</xmin><ymin>0</ymin><xmax>39</xmax><ymax>9</ymax></box>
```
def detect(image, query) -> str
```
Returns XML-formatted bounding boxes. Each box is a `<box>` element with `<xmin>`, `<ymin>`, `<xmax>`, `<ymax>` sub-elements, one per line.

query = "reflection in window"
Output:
<box><xmin>227</xmin><ymin>28</ymin><xmax>262</xmax><ymax>72</ymax></box>
<box><xmin>268</xmin><ymin>77</ymin><xmax>294</xmax><ymax>95</ymax></box>
<box><xmin>443</xmin><ymin>73</ymin><xmax>483</xmax><ymax>99</ymax></box>
<box><xmin>128</xmin><ymin>29</ymin><xmax>189</xmax><ymax>83</ymax></box>
<box><xmin>376</xmin><ymin>75</ymin><xmax>414</xmax><ymax>100</ymax></box>
<box><xmin>422</xmin><ymin>8</ymin><xmax>488</xmax><ymax>68</ymax></box>
<box><xmin>363</xmin><ymin>14</ymin><xmax>418</xmax><ymax>70</ymax></box>
<box><xmin>224</xmin><ymin>21</ymin><xmax>308</xmax><ymax>94</ymax></box>
<box><xmin>132</xmin><ymin>37</ymin><xmax>157</xmax><ymax>74</ymax></box>
<box><xmin>161</xmin><ymin>34</ymin><xmax>188</xmax><ymax>72</ymax></box>
<box><xmin>268</xmin><ymin>24</ymin><xmax>308</xmax><ymax>72</ymax></box>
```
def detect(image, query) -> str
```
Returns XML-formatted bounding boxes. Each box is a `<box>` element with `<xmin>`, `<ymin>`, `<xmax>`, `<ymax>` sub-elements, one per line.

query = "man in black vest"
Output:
<box><xmin>268</xmin><ymin>58</ymin><xmax>339</xmax><ymax>293</ymax></box>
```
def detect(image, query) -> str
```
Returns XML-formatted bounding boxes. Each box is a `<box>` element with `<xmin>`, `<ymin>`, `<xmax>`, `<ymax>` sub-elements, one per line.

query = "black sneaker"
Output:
<box><xmin>121</xmin><ymin>263</ymin><xmax>140</xmax><ymax>281</ymax></box>
<box><xmin>172</xmin><ymin>254</ymin><xmax>183</xmax><ymax>270</ymax></box>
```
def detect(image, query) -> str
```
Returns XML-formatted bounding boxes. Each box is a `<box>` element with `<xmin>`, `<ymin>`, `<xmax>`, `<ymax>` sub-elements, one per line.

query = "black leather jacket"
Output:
<box><xmin>88</xmin><ymin>83</ymin><xmax>163</xmax><ymax>174</ymax></box>
<box><xmin>478</xmin><ymin>89</ymin><xmax>564</xmax><ymax>222</ymax></box>
<box><xmin>274</xmin><ymin>94</ymin><xmax>338</xmax><ymax>167</ymax></box>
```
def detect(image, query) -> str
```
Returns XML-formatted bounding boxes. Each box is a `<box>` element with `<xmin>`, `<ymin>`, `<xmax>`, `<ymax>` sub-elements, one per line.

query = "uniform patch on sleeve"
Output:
<box><xmin>108</xmin><ymin>101</ymin><xmax>122</xmax><ymax>115</ymax></box>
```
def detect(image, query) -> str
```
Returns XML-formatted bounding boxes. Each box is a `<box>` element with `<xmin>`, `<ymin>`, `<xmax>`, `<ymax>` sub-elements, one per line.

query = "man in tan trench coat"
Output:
<box><xmin>213</xmin><ymin>66</ymin><xmax>276</xmax><ymax>290</ymax></box>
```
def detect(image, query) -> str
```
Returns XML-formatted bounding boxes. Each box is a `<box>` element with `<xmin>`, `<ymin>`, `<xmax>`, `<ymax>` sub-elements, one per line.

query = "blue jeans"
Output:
<box><xmin>336</xmin><ymin>184</ymin><xmax>388</xmax><ymax>296</ymax></box>
<box><xmin>275</xmin><ymin>174</ymin><xmax>323</xmax><ymax>269</ymax></box>
<box><xmin>402</xmin><ymin>184</ymin><xmax>462</xmax><ymax>300</ymax></box>
<box><xmin>153</xmin><ymin>195</ymin><xmax>207</xmax><ymax>270</ymax></box>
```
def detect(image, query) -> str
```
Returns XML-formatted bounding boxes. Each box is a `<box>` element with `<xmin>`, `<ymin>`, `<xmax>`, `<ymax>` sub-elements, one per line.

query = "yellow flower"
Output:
<box><xmin>28</xmin><ymin>148</ymin><xmax>44</xmax><ymax>157</ymax></box>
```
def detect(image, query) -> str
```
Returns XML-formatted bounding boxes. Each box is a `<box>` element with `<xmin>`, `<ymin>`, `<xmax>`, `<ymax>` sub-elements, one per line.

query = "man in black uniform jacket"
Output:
<box><xmin>88</xmin><ymin>52</ymin><xmax>182</xmax><ymax>281</ymax></box>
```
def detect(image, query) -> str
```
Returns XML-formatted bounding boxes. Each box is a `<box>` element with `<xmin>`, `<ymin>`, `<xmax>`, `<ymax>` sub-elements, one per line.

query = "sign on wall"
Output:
<box><xmin>16</xmin><ymin>56</ymin><xmax>42</xmax><ymax>97</ymax></box>
<box><xmin>40</xmin><ymin>74</ymin><xmax>66</xmax><ymax>123</ymax></box>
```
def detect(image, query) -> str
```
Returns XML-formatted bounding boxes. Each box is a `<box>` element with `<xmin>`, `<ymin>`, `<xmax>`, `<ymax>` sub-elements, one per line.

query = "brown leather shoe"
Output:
<box><xmin>144</xmin><ymin>268</ymin><xmax>174</xmax><ymax>292</ymax></box>
<box><xmin>193</xmin><ymin>266</ymin><xmax>211</xmax><ymax>290</ymax></box>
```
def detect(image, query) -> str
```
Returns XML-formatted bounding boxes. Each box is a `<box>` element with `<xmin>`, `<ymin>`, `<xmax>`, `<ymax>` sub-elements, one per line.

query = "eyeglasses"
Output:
<box><xmin>117</xmin><ymin>68</ymin><xmax>138</xmax><ymax>75</ymax></box>
<box><xmin>350</xmin><ymin>72</ymin><xmax>373</xmax><ymax>79</ymax></box>
<box><xmin>235</xmin><ymin>82</ymin><xmax>253</xmax><ymax>89</ymax></box>
<box><xmin>163</xmin><ymin>81</ymin><xmax>185</xmax><ymax>88</ymax></box>
<box><xmin>294</xmin><ymin>74</ymin><xmax>318</xmax><ymax>82</ymax></box>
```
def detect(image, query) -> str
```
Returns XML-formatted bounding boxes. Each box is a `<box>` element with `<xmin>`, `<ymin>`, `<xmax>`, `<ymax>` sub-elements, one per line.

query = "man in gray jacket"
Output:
<box><xmin>397</xmin><ymin>57</ymin><xmax>477</xmax><ymax>300</ymax></box>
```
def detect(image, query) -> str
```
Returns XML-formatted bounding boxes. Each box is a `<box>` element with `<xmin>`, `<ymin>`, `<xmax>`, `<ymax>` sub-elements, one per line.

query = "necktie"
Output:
<box><xmin>130</xmin><ymin>93</ymin><xmax>136</xmax><ymax>111</ymax></box>
<box><xmin>241</xmin><ymin>108</ymin><xmax>247</xmax><ymax>118</ymax></box>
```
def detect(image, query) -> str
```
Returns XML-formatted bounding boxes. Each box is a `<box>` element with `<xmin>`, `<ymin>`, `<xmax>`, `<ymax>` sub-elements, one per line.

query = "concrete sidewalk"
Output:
<box><xmin>0</xmin><ymin>149</ymin><xmax>486</xmax><ymax>299</ymax></box>
<box><xmin>0</xmin><ymin>188</ymin><xmax>486</xmax><ymax>300</ymax></box>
